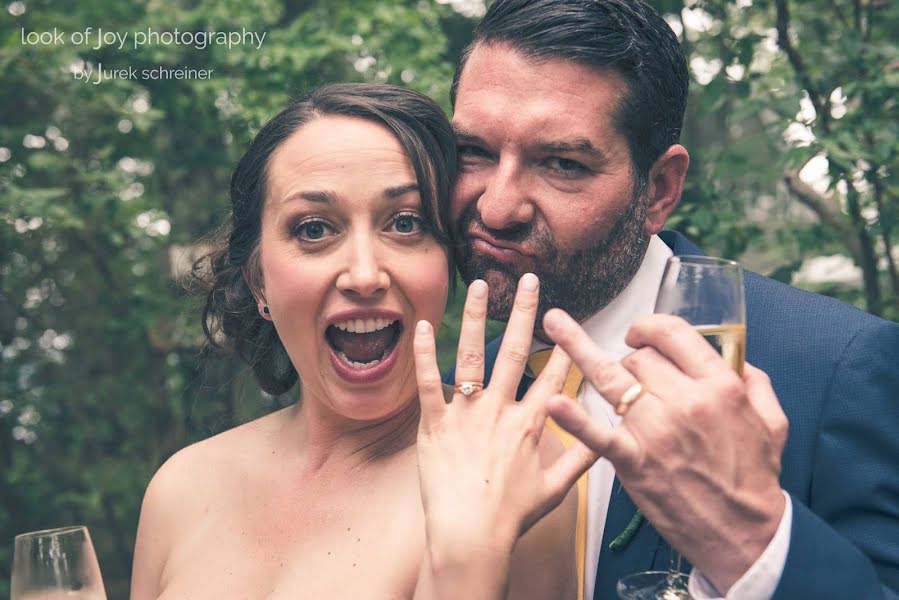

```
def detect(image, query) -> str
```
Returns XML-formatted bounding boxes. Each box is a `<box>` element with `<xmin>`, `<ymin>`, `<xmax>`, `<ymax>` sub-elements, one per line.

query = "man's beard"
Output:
<box><xmin>454</xmin><ymin>189</ymin><xmax>650</xmax><ymax>328</ymax></box>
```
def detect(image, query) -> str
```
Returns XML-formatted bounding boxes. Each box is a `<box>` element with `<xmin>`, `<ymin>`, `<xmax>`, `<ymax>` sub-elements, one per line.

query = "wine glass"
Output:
<box><xmin>11</xmin><ymin>526</ymin><xmax>108</xmax><ymax>600</ymax></box>
<box><xmin>617</xmin><ymin>255</ymin><xmax>745</xmax><ymax>600</ymax></box>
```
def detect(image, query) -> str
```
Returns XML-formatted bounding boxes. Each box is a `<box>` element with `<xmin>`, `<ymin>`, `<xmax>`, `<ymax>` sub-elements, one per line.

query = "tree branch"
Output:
<box><xmin>67</xmin><ymin>233</ymin><xmax>122</xmax><ymax>295</ymax></box>
<box><xmin>844</xmin><ymin>187</ymin><xmax>882</xmax><ymax>315</ymax></box>
<box><xmin>774</xmin><ymin>0</ymin><xmax>830</xmax><ymax>132</ymax></box>
<box><xmin>827</xmin><ymin>0</ymin><xmax>850</xmax><ymax>28</ymax></box>
<box><xmin>782</xmin><ymin>168</ymin><xmax>862</xmax><ymax>264</ymax></box>
<box><xmin>871</xmin><ymin>176</ymin><xmax>899</xmax><ymax>297</ymax></box>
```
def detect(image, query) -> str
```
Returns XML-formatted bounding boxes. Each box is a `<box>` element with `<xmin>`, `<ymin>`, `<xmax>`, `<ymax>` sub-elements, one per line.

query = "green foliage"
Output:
<box><xmin>675</xmin><ymin>0</ymin><xmax>898</xmax><ymax>319</ymax></box>
<box><xmin>1</xmin><ymin>1</ymin><xmax>467</xmax><ymax>596</ymax></box>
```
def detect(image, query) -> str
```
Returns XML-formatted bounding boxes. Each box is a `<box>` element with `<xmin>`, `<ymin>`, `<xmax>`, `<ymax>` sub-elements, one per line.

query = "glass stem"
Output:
<box><xmin>667</xmin><ymin>549</ymin><xmax>683</xmax><ymax>584</ymax></box>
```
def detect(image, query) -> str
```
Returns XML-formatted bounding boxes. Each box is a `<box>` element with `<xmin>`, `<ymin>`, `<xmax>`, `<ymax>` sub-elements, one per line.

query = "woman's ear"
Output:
<box><xmin>643</xmin><ymin>144</ymin><xmax>689</xmax><ymax>236</ymax></box>
<box><xmin>241</xmin><ymin>265</ymin><xmax>271</xmax><ymax>321</ymax></box>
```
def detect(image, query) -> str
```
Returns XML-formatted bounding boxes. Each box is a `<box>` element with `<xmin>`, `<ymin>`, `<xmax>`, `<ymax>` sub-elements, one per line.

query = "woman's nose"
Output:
<box><xmin>335</xmin><ymin>236</ymin><xmax>391</xmax><ymax>298</ymax></box>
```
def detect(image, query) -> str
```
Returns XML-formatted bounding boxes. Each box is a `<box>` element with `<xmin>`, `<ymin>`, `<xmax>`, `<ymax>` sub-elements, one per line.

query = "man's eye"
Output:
<box><xmin>545</xmin><ymin>157</ymin><xmax>589</xmax><ymax>175</ymax></box>
<box><xmin>458</xmin><ymin>145</ymin><xmax>492</xmax><ymax>160</ymax></box>
<box><xmin>292</xmin><ymin>219</ymin><xmax>335</xmax><ymax>241</ymax></box>
<box><xmin>391</xmin><ymin>213</ymin><xmax>424</xmax><ymax>235</ymax></box>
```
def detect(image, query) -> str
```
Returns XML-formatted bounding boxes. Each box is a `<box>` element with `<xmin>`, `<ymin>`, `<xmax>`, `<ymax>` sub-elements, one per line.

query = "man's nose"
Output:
<box><xmin>477</xmin><ymin>160</ymin><xmax>535</xmax><ymax>230</ymax></box>
<box><xmin>335</xmin><ymin>234</ymin><xmax>390</xmax><ymax>298</ymax></box>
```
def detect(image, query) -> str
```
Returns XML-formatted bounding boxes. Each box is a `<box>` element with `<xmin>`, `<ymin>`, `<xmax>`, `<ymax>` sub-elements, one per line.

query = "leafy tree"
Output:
<box><xmin>1</xmin><ymin>1</ymin><xmax>470</xmax><ymax>595</ymax></box>
<box><xmin>667</xmin><ymin>0</ymin><xmax>897</xmax><ymax>318</ymax></box>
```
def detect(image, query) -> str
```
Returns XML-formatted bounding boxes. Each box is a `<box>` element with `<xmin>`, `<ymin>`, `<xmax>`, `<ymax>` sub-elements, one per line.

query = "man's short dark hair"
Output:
<box><xmin>451</xmin><ymin>0</ymin><xmax>689</xmax><ymax>182</ymax></box>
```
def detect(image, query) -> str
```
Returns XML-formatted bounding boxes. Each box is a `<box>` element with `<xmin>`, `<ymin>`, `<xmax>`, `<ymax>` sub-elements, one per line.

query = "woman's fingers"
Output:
<box><xmin>526</xmin><ymin>345</ymin><xmax>573</xmax><ymax>399</ymax></box>
<box><xmin>414</xmin><ymin>320</ymin><xmax>447</xmax><ymax>430</ymax></box>
<box><xmin>454</xmin><ymin>280</ymin><xmax>489</xmax><ymax>392</ymax></box>
<box><xmin>522</xmin><ymin>346</ymin><xmax>572</xmax><ymax>435</ymax></box>
<box><xmin>490</xmin><ymin>274</ymin><xmax>541</xmax><ymax>397</ymax></box>
<box><xmin>542</xmin><ymin>437</ymin><xmax>598</xmax><ymax>504</ymax></box>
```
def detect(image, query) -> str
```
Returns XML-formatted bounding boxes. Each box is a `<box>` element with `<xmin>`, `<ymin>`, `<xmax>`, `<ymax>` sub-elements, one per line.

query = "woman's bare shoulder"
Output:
<box><xmin>131</xmin><ymin>408</ymin><xmax>293</xmax><ymax>599</ymax></box>
<box><xmin>143</xmin><ymin>408</ymin><xmax>290</xmax><ymax>514</ymax></box>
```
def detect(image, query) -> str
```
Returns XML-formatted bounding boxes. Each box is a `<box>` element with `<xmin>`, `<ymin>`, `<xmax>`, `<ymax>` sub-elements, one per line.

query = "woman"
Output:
<box><xmin>130</xmin><ymin>83</ymin><xmax>583</xmax><ymax>599</ymax></box>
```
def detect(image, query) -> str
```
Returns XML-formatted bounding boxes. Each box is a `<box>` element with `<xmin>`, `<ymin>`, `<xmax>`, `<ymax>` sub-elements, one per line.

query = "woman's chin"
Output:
<box><xmin>328</xmin><ymin>384</ymin><xmax>418</xmax><ymax>424</ymax></box>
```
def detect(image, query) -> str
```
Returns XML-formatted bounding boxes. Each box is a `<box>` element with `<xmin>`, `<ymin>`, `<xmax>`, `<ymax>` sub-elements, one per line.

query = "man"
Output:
<box><xmin>444</xmin><ymin>0</ymin><xmax>899</xmax><ymax>598</ymax></box>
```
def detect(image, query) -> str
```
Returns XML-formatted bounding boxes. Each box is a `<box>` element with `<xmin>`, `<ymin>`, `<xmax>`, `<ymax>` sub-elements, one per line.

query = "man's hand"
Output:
<box><xmin>543</xmin><ymin>309</ymin><xmax>789</xmax><ymax>593</ymax></box>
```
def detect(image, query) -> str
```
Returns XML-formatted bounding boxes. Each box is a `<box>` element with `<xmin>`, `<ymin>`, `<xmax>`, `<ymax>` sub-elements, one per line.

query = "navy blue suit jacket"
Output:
<box><xmin>445</xmin><ymin>230</ymin><xmax>899</xmax><ymax>599</ymax></box>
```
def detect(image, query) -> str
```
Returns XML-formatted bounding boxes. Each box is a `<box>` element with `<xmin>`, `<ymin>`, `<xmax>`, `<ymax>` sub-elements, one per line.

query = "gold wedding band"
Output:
<box><xmin>615</xmin><ymin>383</ymin><xmax>645</xmax><ymax>416</ymax></box>
<box><xmin>454</xmin><ymin>381</ymin><xmax>484</xmax><ymax>396</ymax></box>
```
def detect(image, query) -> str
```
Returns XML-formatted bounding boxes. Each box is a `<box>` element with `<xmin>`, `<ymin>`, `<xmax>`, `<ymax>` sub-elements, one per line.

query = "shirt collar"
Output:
<box><xmin>529</xmin><ymin>235</ymin><xmax>672</xmax><ymax>358</ymax></box>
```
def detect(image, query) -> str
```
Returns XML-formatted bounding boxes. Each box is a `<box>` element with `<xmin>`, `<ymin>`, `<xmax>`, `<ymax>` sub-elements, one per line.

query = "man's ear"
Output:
<box><xmin>643</xmin><ymin>144</ymin><xmax>689</xmax><ymax>236</ymax></box>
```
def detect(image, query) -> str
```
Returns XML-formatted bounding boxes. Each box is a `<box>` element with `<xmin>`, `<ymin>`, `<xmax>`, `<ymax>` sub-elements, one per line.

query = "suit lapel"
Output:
<box><xmin>659</xmin><ymin>229</ymin><xmax>704</xmax><ymax>257</ymax></box>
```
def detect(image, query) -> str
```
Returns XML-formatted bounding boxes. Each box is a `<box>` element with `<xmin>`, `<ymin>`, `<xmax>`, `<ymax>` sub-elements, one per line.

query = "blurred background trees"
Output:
<box><xmin>1</xmin><ymin>0</ymin><xmax>895</xmax><ymax>596</ymax></box>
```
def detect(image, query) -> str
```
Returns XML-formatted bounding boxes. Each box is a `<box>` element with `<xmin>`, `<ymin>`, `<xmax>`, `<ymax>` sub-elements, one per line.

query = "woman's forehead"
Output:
<box><xmin>266</xmin><ymin>115</ymin><xmax>417</xmax><ymax>202</ymax></box>
<box><xmin>273</xmin><ymin>115</ymin><xmax>408</xmax><ymax>167</ymax></box>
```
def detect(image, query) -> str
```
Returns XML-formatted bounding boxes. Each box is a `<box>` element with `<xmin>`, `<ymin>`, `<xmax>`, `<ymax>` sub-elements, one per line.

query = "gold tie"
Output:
<box><xmin>527</xmin><ymin>349</ymin><xmax>587</xmax><ymax>600</ymax></box>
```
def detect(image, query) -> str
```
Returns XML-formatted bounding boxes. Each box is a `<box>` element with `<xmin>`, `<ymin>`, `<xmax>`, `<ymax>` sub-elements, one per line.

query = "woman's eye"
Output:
<box><xmin>292</xmin><ymin>219</ymin><xmax>335</xmax><ymax>241</ymax></box>
<box><xmin>391</xmin><ymin>213</ymin><xmax>424</xmax><ymax>235</ymax></box>
<box><xmin>545</xmin><ymin>157</ymin><xmax>589</xmax><ymax>175</ymax></box>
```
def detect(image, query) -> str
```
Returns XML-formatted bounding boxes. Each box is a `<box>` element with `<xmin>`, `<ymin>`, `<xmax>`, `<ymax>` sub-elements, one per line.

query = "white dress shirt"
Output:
<box><xmin>530</xmin><ymin>235</ymin><xmax>791</xmax><ymax>600</ymax></box>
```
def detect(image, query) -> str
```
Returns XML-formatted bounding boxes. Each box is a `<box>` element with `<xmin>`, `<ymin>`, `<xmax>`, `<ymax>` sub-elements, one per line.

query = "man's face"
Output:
<box><xmin>451</xmin><ymin>43</ymin><xmax>651</xmax><ymax>327</ymax></box>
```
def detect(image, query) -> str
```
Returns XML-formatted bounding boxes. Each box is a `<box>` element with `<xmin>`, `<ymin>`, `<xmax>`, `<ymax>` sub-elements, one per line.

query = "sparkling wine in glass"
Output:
<box><xmin>617</xmin><ymin>255</ymin><xmax>745</xmax><ymax>600</ymax></box>
<box><xmin>11</xmin><ymin>526</ymin><xmax>108</xmax><ymax>600</ymax></box>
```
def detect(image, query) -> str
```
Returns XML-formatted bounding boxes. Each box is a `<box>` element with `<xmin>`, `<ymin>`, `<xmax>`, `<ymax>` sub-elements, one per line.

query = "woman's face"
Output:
<box><xmin>257</xmin><ymin>115</ymin><xmax>449</xmax><ymax>421</ymax></box>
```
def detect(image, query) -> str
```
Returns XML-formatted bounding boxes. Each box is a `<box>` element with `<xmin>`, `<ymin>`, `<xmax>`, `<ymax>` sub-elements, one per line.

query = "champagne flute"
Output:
<box><xmin>11</xmin><ymin>526</ymin><xmax>108</xmax><ymax>600</ymax></box>
<box><xmin>617</xmin><ymin>255</ymin><xmax>745</xmax><ymax>600</ymax></box>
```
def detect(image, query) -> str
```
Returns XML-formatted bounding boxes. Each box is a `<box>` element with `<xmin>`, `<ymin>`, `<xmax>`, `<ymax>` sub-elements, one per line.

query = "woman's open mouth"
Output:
<box><xmin>325</xmin><ymin>317</ymin><xmax>403</xmax><ymax>383</ymax></box>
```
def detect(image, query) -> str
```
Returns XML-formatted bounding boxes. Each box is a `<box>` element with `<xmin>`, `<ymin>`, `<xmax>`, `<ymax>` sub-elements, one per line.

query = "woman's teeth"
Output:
<box><xmin>333</xmin><ymin>318</ymin><xmax>396</xmax><ymax>333</ymax></box>
<box><xmin>335</xmin><ymin>351</ymin><xmax>382</xmax><ymax>370</ymax></box>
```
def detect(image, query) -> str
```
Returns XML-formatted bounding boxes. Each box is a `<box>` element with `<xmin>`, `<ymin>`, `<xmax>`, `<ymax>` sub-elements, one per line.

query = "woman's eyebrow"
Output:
<box><xmin>281</xmin><ymin>183</ymin><xmax>418</xmax><ymax>206</ymax></box>
<box><xmin>284</xmin><ymin>190</ymin><xmax>336</xmax><ymax>205</ymax></box>
<box><xmin>384</xmin><ymin>183</ymin><xmax>419</xmax><ymax>199</ymax></box>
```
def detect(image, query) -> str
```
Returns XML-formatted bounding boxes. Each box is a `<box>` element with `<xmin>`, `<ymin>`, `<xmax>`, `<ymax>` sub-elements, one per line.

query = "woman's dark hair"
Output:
<box><xmin>451</xmin><ymin>0</ymin><xmax>688</xmax><ymax>184</ymax></box>
<box><xmin>195</xmin><ymin>83</ymin><xmax>457</xmax><ymax>395</ymax></box>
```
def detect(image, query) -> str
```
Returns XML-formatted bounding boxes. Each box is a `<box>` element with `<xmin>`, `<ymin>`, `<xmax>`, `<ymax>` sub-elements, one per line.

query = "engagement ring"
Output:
<box><xmin>455</xmin><ymin>381</ymin><xmax>484</xmax><ymax>396</ymax></box>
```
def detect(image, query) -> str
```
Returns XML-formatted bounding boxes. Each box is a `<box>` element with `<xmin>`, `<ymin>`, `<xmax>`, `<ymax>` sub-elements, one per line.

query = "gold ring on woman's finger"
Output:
<box><xmin>615</xmin><ymin>383</ymin><xmax>645</xmax><ymax>416</ymax></box>
<box><xmin>454</xmin><ymin>381</ymin><xmax>484</xmax><ymax>397</ymax></box>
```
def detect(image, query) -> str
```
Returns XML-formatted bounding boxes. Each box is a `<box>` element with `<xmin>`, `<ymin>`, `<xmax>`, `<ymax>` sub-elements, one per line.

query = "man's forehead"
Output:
<box><xmin>456</xmin><ymin>43</ymin><xmax>627</xmax><ymax>96</ymax></box>
<box><xmin>451</xmin><ymin>94</ymin><xmax>625</xmax><ymax>156</ymax></box>
<box><xmin>452</xmin><ymin>43</ymin><xmax>627</xmax><ymax>133</ymax></box>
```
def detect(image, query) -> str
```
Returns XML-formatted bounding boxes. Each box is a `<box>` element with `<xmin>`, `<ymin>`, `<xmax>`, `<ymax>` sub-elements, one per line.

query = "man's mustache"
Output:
<box><xmin>455</xmin><ymin>205</ymin><xmax>536</xmax><ymax>244</ymax></box>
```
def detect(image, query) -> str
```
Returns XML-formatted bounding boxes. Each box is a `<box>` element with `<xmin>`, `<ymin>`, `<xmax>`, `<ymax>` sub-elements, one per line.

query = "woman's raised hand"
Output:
<box><xmin>412</xmin><ymin>273</ymin><xmax>596</xmax><ymax>586</ymax></box>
